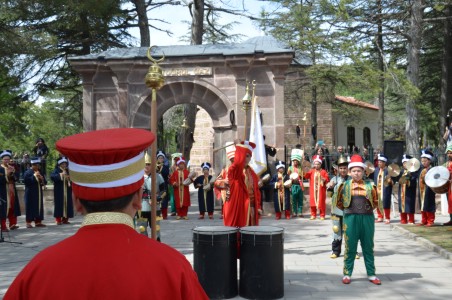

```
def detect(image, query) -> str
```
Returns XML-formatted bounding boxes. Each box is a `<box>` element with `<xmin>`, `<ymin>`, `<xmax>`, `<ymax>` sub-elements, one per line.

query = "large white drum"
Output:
<box><xmin>425</xmin><ymin>166</ymin><xmax>450</xmax><ymax>194</ymax></box>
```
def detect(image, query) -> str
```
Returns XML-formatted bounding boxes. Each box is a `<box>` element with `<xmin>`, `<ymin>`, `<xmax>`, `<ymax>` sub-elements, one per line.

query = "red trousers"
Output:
<box><xmin>420</xmin><ymin>211</ymin><xmax>435</xmax><ymax>225</ymax></box>
<box><xmin>176</xmin><ymin>206</ymin><xmax>189</xmax><ymax>217</ymax></box>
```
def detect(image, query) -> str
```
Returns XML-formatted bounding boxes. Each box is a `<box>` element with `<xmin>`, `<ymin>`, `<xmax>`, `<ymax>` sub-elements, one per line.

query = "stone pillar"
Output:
<box><xmin>109</xmin><ymin>64</ymin><xmax>133</xmax><ymax>128</ymax></box>
<box><xmin>75</xmin><ymin>65</ymin><xmax>98</xmax><ymax>131</ymax></box>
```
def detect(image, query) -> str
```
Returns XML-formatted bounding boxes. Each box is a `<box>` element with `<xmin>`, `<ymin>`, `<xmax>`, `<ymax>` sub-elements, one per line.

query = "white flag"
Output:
<box><xmin>249</xmin><ymin>97</ymin><xmax>267</xmax><ymax>175</ymax></box>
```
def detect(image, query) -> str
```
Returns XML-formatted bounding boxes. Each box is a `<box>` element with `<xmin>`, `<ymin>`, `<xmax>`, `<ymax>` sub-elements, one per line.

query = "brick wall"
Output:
<box><xmin>190</xmin><ymin>107</ymin><xmax>214</xmax><ymax>175</ymax></box>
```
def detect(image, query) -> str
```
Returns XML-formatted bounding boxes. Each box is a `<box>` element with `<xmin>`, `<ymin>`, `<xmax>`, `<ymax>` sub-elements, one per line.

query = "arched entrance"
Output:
<box><xmin>131</xmin><ymin>79</ymin><xmax>235</xmax><ymax>173</ymax></box>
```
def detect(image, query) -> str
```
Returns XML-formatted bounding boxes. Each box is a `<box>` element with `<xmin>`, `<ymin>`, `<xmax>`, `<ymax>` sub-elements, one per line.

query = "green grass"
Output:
<box><xmin>401</xmin><ymin>225</ymin><xmax>452</xmax><ymax>253</ymax></box>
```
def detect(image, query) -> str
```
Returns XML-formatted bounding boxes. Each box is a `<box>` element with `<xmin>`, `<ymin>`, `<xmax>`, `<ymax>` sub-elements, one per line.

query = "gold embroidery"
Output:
<box><xmin>81</xmin><ymin>212</ymin><xmax>134</xmax><ymax>229</ymax></box>
<box><xmin>70</xmin><ymin>156</ymin><xmax>144</xmax><ymax>184</ymax></box>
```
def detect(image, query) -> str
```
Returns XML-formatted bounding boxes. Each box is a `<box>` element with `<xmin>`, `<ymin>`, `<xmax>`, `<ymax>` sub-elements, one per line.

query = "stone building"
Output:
<box><xmin>69</xmin><ymin>36</ymin><xmax>380</xmax><ymax>175</ymax></box>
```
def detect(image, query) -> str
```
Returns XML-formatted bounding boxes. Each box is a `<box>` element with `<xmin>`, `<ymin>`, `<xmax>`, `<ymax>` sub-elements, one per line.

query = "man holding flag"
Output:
<box><xmin>223</xmin><ymin>95</ymin><xmax>264</xmax><ymax>227</ymax></box>
<box><xmin>249</xmin><ymin>96</ymin><xmax>268</xmax><ymax>177</ymax></box>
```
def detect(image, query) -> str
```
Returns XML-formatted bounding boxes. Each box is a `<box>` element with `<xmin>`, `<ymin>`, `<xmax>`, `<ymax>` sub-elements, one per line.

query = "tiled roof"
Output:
<box><xmin>335</xmin><ymin>95</ymin><xmax>379</xmax><ymax>110</ymax></box>
<box><xmin>69</xmin><ymin>36</ymin><xmax>298</xmax><ymax>61</ymax></box>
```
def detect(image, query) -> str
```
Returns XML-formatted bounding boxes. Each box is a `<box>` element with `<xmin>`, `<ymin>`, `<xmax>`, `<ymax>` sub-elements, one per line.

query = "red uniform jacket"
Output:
<box><xmin>169</xmin><ymin>169</ymin><xmax>191</xmax><ymax>208</ymax></box>
<box><xmin>4</xmin><ymin>216</ymin><xmax>208</xmax><ymax>300</ymax></box>
<box><xmin>304</xmin><ymin>168</ymin><xmax>330</xmax><ymax>210</ymax></box>
<box><xmin>223</xmin><ymin>146</ymin><xmax>261</xmax><ymax>227</ymax></box>
<box><xmin>446</xmin><ymin>161</ymin><xmax>452</xmax><ymax>214</ymax></box>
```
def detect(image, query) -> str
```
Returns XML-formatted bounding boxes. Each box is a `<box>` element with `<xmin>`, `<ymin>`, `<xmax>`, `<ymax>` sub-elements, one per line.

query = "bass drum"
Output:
<box><xmin>425</xmin><ymin>166</ymin><xmax>450</xmax><ymax>194</ymax></box>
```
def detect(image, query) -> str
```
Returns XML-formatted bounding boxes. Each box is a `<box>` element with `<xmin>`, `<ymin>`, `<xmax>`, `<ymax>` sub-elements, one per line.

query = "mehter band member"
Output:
<box><xmin>270</xmin><ymin>160</ymin><xmax>291</xmax><ymax>220</ymax></box>
<box><xmin>336</xmin><ymin>154</ymin><xmax>381</xmax><ymax>285</ymax></box>
<box><xmin>373</xmin><ymin>153</ymin><xmax>393</xmax><ymax>224</ymax></box>
<box><xmin>50</xmin><ymin>157</ymin><xmax>73</xmax><ymax>225</ymax></box>
<box><xmin>327</xmin><ymin>155</ymin><xmax>349</xmax><ymax>258</ymax></box>
<box><xmin>223</xmin><ymin>141</ymin><xmax>261</xmax><ymax>227</ymax></box>
<box><xmin>304</xmin><ymin>155</ymin><xmax>329</xmax><ymax>220</ymax></box>
<box><xmin>0</xmin><ymin>150</ymin><xmax>21</xmax><ymax>231</ymax></box>
<box><xmin>4</xmin><ymin>128</ymin><xmax>208</xmax><ymax>300</ymax></box>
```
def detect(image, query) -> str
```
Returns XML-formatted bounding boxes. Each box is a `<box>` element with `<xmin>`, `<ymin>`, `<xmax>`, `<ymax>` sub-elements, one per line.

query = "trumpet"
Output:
<box><xmin>61</xmin><ymin>167</ymin><xmax>71</xmax><ymax>187</ymax></box>
<box><xmin>34</xmin><ymin>170</ymin><xmax>44</xmax><ymax>185</ymax></box>
<box><xmin>156</xmin><ymin>162</ymin><xmax>163</xmax><ymax>173</ymax></box>
<box><xmin>6</xmin><ymin>163</ymin><xmax>16</xmax><ymax>179</ymax></box>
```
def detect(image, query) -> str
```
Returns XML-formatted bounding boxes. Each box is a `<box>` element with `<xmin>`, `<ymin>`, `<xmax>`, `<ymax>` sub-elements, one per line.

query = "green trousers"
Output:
<box><xmin>291</xmin><ymin>185</ymin><xmax>303</xmax><ymax>215</ymax></box>
<box><xmin>168</xmin><ymin>185</ymin><xmax>176</xmax><ymax>213</ymax></box>
<box><xmin>343</xmin><ymin>214</ymin><xmax>376</xmax><ymax>277</ymax></box>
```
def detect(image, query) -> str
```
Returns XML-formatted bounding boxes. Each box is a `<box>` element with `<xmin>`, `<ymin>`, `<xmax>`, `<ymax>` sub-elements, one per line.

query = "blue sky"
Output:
<box><xmin>130</xmin><ymin>0</ymin><xmax>267</xmax><ymax>46</ymax></box>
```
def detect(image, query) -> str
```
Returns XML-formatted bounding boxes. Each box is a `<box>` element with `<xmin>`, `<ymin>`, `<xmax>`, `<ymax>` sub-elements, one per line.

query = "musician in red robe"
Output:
<box><xmin>4</xmin><ymin>128</ymin><xmax>208</xmax><ymax>300</ymax></box>
<box><xmin>444</xmin><ymin>145</ymin><xmax>452</xmax><ymax>226</ymax></box>
<box><xmin>304</xmin><ymin>155</ymin><xmax>330</xmax><ymax>220</ymax></box>
<box><xmin>214</xmin><ymin>142</ymin><xmax>236</xmax><ymax>219</ymax></box>
<box><xmin>223</xmin><ymin>141</ymin><xmax>261</xmax><ymax>227</ymax></box>
<box><xmin>169</xmin><ymin>157</ymin><xmax>191</xmax><ymax>220</ymax></box>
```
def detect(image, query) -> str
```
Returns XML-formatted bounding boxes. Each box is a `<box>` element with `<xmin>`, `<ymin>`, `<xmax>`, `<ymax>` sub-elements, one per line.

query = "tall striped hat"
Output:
<box><xmin>291</xmin><ymin>149</ymin><xmax>303</xmax><ymax>162</ymax></box>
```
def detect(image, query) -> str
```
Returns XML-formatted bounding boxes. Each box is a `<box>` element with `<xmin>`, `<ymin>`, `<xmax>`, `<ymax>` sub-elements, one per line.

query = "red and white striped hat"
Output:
<box><xmin>348</xmin><ymin>154</ymin><xmax>366</xmax><ymax>169</ymax></box>
<box><xmin>225</xmin><ymin>142</ymin><xmax>236</xmax><ymax>160</ymax></box>
<box><xmin>236</xmin><ymin>141</ymin><xmax>256</xmax><ymax>156</ymax></box>
<box><xmin>312</xmin><ymin>155</ymin><xmax>322</xmax><ymax>164</ymax></box>
<box><xmin>56</xmin><ymin>128</ymin><xmax>155</xmax><ymax>201</ymax></box>
<box><xmin>176</xmin><ymin>156</ymin><xmax>186</xmax><ymax>165</ymax></box>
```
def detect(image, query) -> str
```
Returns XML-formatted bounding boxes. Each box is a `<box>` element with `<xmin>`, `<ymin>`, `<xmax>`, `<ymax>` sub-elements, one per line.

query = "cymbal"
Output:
<box><xmin>302</xmin><ymin>160</ymin><xmax>311</xmax><ymax>168</ymax></box>
<box><xmin>365</xmin><ymin>161</ymin><xmax>375</xmax><ymax>174</ymax></box>
<box><xmin>388</xmin><ymin>163</ymin><xmax>401</xmax><ymax>177</ymax></box>
<box><xmin>405</xmin><ymin>158</ymin><xmax>420</xmax><ymax>173</ymax></box>
<box><xmin>302</xmin><ymin>160</ymin><xmax>311</xmax><ymax>173</ymax></box>
<box><xmin>261</xmin><ymin>174</ymin><xmax>271</xmax><ymax>183</ymax></box>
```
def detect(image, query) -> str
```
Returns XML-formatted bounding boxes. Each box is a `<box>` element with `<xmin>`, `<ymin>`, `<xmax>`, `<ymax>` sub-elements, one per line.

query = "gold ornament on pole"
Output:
<box><xmin>180</xmin><ymin>118</ymin><xmax>190</xmax><ymax>159</ymax></box>
<box><xmin>302</xmin><ymin>111</ymin><xmax>307</xmax><ymax>149</ymax></box>
<box><xmin>145</xmin><ymin>46</ymin><xmax>165</xmax><ymax>240</ymax></box>
<box><xmin>241</xmin><ymin>80</ymin><xmax>255</xmax><ymax>140</ymax></box>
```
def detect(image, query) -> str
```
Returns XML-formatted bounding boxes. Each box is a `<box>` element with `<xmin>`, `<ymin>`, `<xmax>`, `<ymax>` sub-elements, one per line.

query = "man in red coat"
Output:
<box><xmin>304</xmin><ymin>154</ymin><xmax>330</xmax><ymax>220</ymax></box>
<box><xmin>214</xmin><ymin>142</ymin><xmax>236</xmax><ymax>219</ymax></box>
<box><xmin>444</xmin><ymin>145</ymin><xmax>452</xmax><ymax>226</ymax></box>
<box><xmin>169</xmin><ymin>157</ymin><xmax>191</xmax><ymax>220</ymax></box>
<box><xmin>4</xmin><ymin>128</ymin><xmax>208</xmax><ymax>300</ymax></box>
<box><xmin>223</xmin><ymin>140</ymin><xmax>261</xmax><ymax>227</ymax></box>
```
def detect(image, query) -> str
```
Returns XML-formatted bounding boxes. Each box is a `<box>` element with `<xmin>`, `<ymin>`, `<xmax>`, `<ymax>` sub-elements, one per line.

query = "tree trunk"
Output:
<box><xmin>191</xmin><ymin>0</ymin><xmax>204</xmax><ymax>44</ymax></box>
<box><xmin>311</xmin><ymin>85</ymin><xmax>317</xmax><ymax>149</ymax></box>
<box><xmin>440</xmin><ymin>3</ymin><xmax>452</xmax><ymax>153</ymax></box>
<box><xmin>132</xmin><ymin>0</ymin><xmax>150</xmax><ymax>47</ymax></box>
<box><xmin>405</xmin><ymin>0</ymin><xmax>423</xmax><ymax>156</ymax></box>
<box><xmin>377</xmin><ymin>0</ymin><xmax>385</xmax><ymax>150</ymax></box>
<box><xmin>180</xmin><ymin>0</ymin><xmax>205</xmax><ymax>161</ymax></box>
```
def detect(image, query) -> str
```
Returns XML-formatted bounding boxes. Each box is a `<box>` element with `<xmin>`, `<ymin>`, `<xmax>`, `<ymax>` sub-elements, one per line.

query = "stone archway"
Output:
<box><xmin>68</xmin><ymin>36</ymin><xmax>295</xmax><ymax>175</ymax></box>
<box><xmin>131</xmin><ymin>79</ymin><xmax>235</xmax><ymax>173</ymax></box>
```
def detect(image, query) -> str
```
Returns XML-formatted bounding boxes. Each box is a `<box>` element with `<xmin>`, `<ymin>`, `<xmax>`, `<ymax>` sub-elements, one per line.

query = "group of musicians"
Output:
<box><xmin>145</xmin><ymin>141</ymin><xmax>452</xmax><ymax>230</ymax></box>
<box><xmin>0</xmin><ymin>151</ymin><xmax>73</xmax><ymax>232</ymax></box>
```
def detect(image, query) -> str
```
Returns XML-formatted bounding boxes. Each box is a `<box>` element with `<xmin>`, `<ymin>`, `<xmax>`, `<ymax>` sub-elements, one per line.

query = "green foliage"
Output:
<box><xmin>161</xmin><ymin>105</ymin><xmax>185</xmax><ymax>154</ymax></box>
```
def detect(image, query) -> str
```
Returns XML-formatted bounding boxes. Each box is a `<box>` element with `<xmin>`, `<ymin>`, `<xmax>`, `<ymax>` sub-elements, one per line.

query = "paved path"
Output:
<box><xmin>1</xmin><ymin>192</ymin><xmax>452</xmax><ymax>299</ymax></box>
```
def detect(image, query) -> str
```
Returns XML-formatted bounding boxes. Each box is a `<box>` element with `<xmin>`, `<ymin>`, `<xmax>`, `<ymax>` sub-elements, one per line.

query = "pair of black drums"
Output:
<box><xmin>193</xmin><ymin>226</ymin><xmax>284</xmax><ymax>299</ymax></box>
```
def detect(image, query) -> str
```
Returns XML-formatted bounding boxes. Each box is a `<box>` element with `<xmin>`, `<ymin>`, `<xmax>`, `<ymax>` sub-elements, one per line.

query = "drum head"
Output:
<box><xmin>290</xmin><ymin>172</ymin><xmax>299</xmax><ymax>180</ymax></box>
<box><xmin>261</xmin><ymin>174</ymin><xmax>271</xmax><ymax>182</ymax></box>
<box><xmin>183</xmin><ymin>178</ymin><xmax>192</xmax><ymax>186</ymax></box>
<box><xmin>239</xmin><ymin>226</ymin><xmax>284</xmax><ymax>235</ymax></box>
<box><xmin>193</xmin><ymin>226</ymin><xmax>238</xmax><ymax>235</ymax></box>
<box><xmin>425</xmin><ymin>166</ymin><xmax>449</xmax><ymax>188</ymax></box>
<box><xmin>283</xmin><ymin>179</ymin><xmax>292</xmax><ymax>187</ymax></box>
